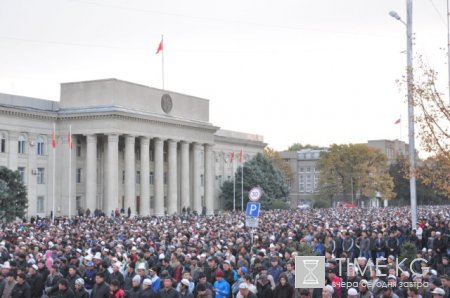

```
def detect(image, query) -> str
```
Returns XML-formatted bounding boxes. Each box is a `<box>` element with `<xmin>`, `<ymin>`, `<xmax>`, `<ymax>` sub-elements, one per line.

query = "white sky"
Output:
<box><xmin>0</xmin><ymin>0</ymin><xmax>448</xmax><ymax>151</ymax></box>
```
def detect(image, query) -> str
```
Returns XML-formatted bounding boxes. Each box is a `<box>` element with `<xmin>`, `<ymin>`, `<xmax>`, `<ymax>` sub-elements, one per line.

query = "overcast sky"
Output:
<box><xmin>0</xmin><ymin>0</ymin><xmax>448</xmax><ymax>151</ymax></box>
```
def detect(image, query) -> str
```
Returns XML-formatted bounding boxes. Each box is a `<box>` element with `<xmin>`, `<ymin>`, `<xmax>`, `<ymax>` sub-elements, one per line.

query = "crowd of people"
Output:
<box><xmin>0</xmin><ymin>206</ymin><xmax>449</xmax><ymax>298</ymax></box>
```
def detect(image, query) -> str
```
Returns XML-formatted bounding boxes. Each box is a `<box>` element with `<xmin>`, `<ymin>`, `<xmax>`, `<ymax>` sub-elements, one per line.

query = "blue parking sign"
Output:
<box><xmin>246</xmin><ymin>202</ymin><xmax>261</xmax><ymax>217</ymax></box>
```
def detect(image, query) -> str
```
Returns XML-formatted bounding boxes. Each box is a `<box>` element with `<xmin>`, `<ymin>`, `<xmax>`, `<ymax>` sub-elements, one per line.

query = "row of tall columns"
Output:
<box><xmin>84</xmin><ymin>134</ymin><xmax>214</xmax><ymax>216</ymax></box>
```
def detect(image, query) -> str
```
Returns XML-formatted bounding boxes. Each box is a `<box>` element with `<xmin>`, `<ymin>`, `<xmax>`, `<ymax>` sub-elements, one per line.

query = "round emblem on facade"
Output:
<box><xmin>161</xmin><ymin>94</ymin><xmax>173</xmax><ymax>114</ymax></box>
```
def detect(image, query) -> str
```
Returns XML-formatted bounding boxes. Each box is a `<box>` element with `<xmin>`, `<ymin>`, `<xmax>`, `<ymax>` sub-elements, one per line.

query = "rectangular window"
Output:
<box><xmin>136</xmin><ymin>171</ymin><xmax>141</xmax><ymax>184</ymax></box>
<box><xmin>163</xmin><ymin>150</ymin><xmax>168</xmax><ymax>162</ymax></box>
<box><xmin>76</xmin><ymin>168</ymin><xmax>82</xmax><ymax>183</ymax></box>
<box><xmin>150</xmin><ymin>196</ymin><xmax>154</xmax><ymax>209</ymax></box>
<box><xmin>37</xmin><ymin>196</ymin><xmax>44</xmax><ymax>213</ymax></box>
<box><xmin>76</xmin><ymin>142</ymin><xmax>81</xmax><ymax>157</ymax></box>
<box><xmin>37</xmin><ymin>168</ymin><xmax>45</xmax><ymax>184</ymax></box>
<box><xmin>164</xmin><ymin>172</ymin><xmax>167</xmax><ymax>185</ymax></box>
<box><xmin>136</xmin><ymin>149</ymin><xmax>140</xmax><ymax>161</ymax></box>
<box><xmin>149</xmin><ymin>172</ymin><xmax>154</xmax><ymax>185</ymax></box>
<box><xmin>37</xmin><ymin>142</ymin><xmax>44</xmax><ymax>156</ymax></box>
<box><xmin>306</xmin><ymin>167</ymin><xmax>311</xmax><ymax>172</ymax></box>
<box><xmin>0</xmin><ymin>137</ymin><xmax>5</xmax><ymax>153</ymax></box>
<box><xmin>299</xmin><ymin>167</ymin><xmax>304</xmax><ymax>173</ymax></box>
<box><xmin>18</xmin><ymin>140</ymin><xmax>25</xmax><ymax>154</ymax></box>
<box><xmin>18</xmin><ymin>167</ymin><xmax>25</xmax><ymax>182</ymax></box>
<box><xmin>122</xmin><ymin>170</ymin><xmax>125</xmax><ymax>184</ymax></box>
<box><xmin>299</xmin><ymin>185</ymin><xmax>305</xmax><ymax>192</ymax></box>
<box><xmin>150</xmin><ymin>150</ymin><xmax>154</xmax><ymax>162</ymax></box>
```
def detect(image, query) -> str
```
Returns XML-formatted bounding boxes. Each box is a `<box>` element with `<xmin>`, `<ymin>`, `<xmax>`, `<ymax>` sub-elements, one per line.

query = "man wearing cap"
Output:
<box><xmin>231</xmin><ymin>267</ymin><xmax>247</xmax><ymax>297</ymax></box>
<box><xmin>136</xmin><ymin>263</ymin><xmax>150</xmax><ymax>286</ymax></box>
<box><xmin>82</xmin><ymin>261</ymin><xmax>96</xmax><ymax>293</ymax></box>
<box><xmin>140</xmin><ymin>278</ymin><xmax>155</xmax><ymax>298</ymax></box>
<box><xmin>179</xmin><ymin>279</ymin><xmax>193</xmax><ymax>298</ymax></box>
<box><xmin>74</xmin><ymin>278</ymin><xmax>89</xmax><ymax>298</ymax></box>
<box><xmin>238</xmin><ymin>283</ymin><xmax>256</xmax><ymax>298</ymax></box>
<box><xmin>212</xmin><ymin>271</ymin><xmax>229</xmax><ymax>298</ymax></box>
<box><xmin>221</xmin><ymin>261</ymin><xmax>236</xmax><ymax>288</ymax></box>
<box><xmin>267</xmin><ymin>258</ymin><xmax>282</xmax><ymax>286</ymax></box>
<box><xmin>322</xmin><ymin>285</ymin><xmax>334</xmax><ymax>298</ymax></box>
<box><xmin>26</xmin><ymin>264</ymin><xmax>44</xmax><ymax>298</ymax></box>
<box><xmin>431</xmin><ymin>288</ymin><xmax>446</xmax><ymax>298</ymax></box>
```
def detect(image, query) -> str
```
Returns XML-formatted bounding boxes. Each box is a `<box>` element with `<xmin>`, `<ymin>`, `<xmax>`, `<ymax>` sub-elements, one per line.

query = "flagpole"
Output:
<box><xmin>161</xmin><ymin>34</ymin><xmax>164</xmax><ymax>90</ymax></box>
<box><xmin>233</xmin><ymin>154</ymin><xmax>236</xmax><ymax>212</ymax></box>
<box><xmin>68</xmin><ymin>125</ymin><xmax>72</xmax><ymax>218</ymax></box>
<box><xmin>52</xmin><ymin>123</ymin><xmax>56</xmax><ymax>223</ymax></box>
<box><xmin>241</xmin><ymin>148</ymin><xmax>244</xmax><ymax>212</ymax></box>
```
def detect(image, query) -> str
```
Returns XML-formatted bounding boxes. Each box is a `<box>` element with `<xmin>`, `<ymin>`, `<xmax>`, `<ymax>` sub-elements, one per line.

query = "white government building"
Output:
<box><xmin>0</xmin><ymin>79</ymin><xmax>265</xmax><ymax>217</ymax></box>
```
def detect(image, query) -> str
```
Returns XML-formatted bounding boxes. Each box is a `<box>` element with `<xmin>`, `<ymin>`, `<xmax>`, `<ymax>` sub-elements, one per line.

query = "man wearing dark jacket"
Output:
<box><xmin>141</xmin><ymin>278</ymin><xmax>157</xmax><ymax>298</ymax></box>
<box><xmin>11</xmin><ymin>273</ymin><xmax>31</xmax><ymax>298</ymax></box>
<box><xmin>45</xmin><ymin>265</ymin><xmax>63</xmax><ymax>298</ymax></box>
<box><xmin>90</xmin><ymin>272</ymin><xmax>109</xmax><ymax>298</ymax></box>
<box><xmin>55</xmin><ymin>279</ymin><xmax>75</xmax><ymax>298</ymax></box>
<box><xmin>157</xmin><ymin>277</ymin><xmax>180</xmax><ymax>298</ymax></box>
<box><xmin>386</xmin><ymin>232</ymin><xmax>400</xmax><ymax>257</ymax></box>
<box><xmin>27</xmin><ymin>264</ymin><xmax>44</xmax><ymax>298</ymax></box>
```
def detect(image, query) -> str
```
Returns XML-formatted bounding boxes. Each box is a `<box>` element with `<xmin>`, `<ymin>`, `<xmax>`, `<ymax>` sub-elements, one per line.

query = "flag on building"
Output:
<box><xmin>239</xmin><ymin>148</ymin><xmax>243</xmax><ymax>163</ymax></box>
<box><xmin>156</xmin><ymin>39</ymin><xmax>163</xmax><ymax>54</ymax></box>
<box><xmin>68</xmin><ymin>126</ymin><xmax>73</xmax><ymax>149</ymax></box>
<box><xmin>230</xmin><ymin>152</ymin><xmax>234</xmax><ymax>163</ymax></box>
<box><xmin>52</xmin><ymin>125</ymin><xmax>56</xmax><ymax>149</ymax></box>
<box><xmin>394</xmin><ymin>118</ymin><xmax>401</xmax><ymax>125</ymax></box>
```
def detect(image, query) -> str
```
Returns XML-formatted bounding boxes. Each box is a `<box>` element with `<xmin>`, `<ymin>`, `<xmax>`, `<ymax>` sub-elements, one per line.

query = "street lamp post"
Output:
<box><xmin>389</xmin><ymin>0</ymin><xmax>418</xmax><ymax>230</ymax></box>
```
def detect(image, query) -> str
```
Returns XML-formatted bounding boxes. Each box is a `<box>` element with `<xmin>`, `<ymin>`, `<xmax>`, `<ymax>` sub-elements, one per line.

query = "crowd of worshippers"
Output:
<box><xmin>0</xmin><ymin>206</ymin><xmax>449</xmax><ymax>298</ymax></box>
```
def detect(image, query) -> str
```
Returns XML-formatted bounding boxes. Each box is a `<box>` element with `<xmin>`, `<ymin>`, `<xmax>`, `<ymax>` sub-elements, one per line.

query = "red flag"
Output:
<box><xmin>239</xmin><ymin>148</ymin><xmax>243</xmax><ymax>163</ymax></box>
<box><xmin>394</xmin><ymin>118</ymin><xmax>401</xmax><ymax>125</ymax></box>
<box><xmin>68</xmin><ymin>127</ymin><xmax>73</xmax><ymax>149</ymax></box>
<box><xmin>156</xmin><ymin>39</ymin><xmax>163</xmax><ymax>54</ymax></box>
<box><xmin>230</xmin><ymin>152</ymin><xmax>234</xmax><ymax>163</ymax></box>
<box><xmin>52</xmin><ymin>125</ymin><xmax>56</xmax><ymax>149</ymax></box>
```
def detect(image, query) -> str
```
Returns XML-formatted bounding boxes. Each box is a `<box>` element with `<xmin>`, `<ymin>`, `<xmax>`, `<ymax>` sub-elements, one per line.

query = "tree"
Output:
<box><xmin>389</xmin><ymin>156</ymin><xmax>447</xmax><ymax>205</ymax></box>
<box><xmin>264</xmin><ymin>147</ymin><xmax>293</xmax><ymax>185</ymax></box>
<box><xmin>0</xmin><ymin>166</ymin><xmax>28</xmax><ymax>222</ymax></box>
<box><xmin>403</xmin><ymin>58</ymin><xmax>450</xmax><ymax>196</ymax></box>
<box><xmin>287</xmin><ymin>143</ymin><xmax>323</xmax><ymax>151</ymax></box>
<box><xmin>219</xmin><ymin>153</ymin><xmax>289</xmax><ymax>210</ymax></box>
<box><xmin>317</xmin><ymin>144</ymin><xmax>395</xmax><ymax>204</ymax></box>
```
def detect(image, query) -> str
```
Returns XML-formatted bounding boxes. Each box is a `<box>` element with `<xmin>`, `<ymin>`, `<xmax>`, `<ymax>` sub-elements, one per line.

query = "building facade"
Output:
<box><xmin>279</xmin><ymin>149</ymin><xmax>326</xmax><ymax>207</ymax></box>
<box><xmin>367</xmin><ymin>139</ymin><xmax>409</xmax><ymax>165</ymax></box>
<box><xmin>0</xmin><ymin>79</ymin><xmax>265</xmax><ymax>217</ymax></box>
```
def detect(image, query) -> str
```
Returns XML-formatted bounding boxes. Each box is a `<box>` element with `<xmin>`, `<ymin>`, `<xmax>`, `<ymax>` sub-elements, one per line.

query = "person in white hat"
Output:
<box><xmin>322</xmin><ymin>285</ymin><xmax>334</xmax><ymax>298</ymax></box>
<box><xmin>140</xmin><ymin>278</ymin><xmax>154</xmax><ymax>298</ymax></box>
<box><xmin>347</xmin><ymin>288</ymin><xmax>358</xmax><ymax>298</ymax></box>
<box><xmin>136</xmin><ymin>263</ymin><xmax>150</xmax><ymax>285</ymax></box>
<box><xmin>179</xmin><ymin>278</ymin><xmax>194</xmax><ymax>298</ymax></box>
<box><xmin>238</xmin><ymin>282</ymin><xmax>257</xmax><ymax>298</ymax></box>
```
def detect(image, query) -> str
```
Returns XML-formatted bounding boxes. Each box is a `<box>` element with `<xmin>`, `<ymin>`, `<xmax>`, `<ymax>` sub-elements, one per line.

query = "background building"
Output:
<box><xmin>279</xmin><ymin>148</ymin><xmax>326</xmax><ymax>208</ymax></box>
<box><xmin>0</xmin><ymin>79</ymin><xmax>265</xmax><ymax>217</ymax></box>
<box><xmin>366</xmin><ymin>139</ymin><xmax>409</xmax><ymax>165</ymax></box>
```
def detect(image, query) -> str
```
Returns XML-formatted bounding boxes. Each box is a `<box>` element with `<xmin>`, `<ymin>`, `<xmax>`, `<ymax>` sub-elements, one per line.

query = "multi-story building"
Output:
<box><xmin>367</xmin><ymin>139</ymin><xmax>409</xmax><ymax>165</ymax></box>
<box><xmin>279</xmin><ymin>148</ymin><xmax>326</xmax><ymax>207</ymax></box>
<box><xmin>0</xmin><ymin>79</ymin><xmax>265</xmax><ymax>217</ymax></box>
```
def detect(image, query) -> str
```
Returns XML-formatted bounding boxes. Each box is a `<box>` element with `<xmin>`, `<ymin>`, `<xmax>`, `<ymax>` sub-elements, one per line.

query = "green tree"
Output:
<box><xmin>317</xmin><ymin>144</ymin><xmax>395</xmax><ymax>204</ymax></box>
<box><xmin>287</xmin><ymin>143</ymin><xmax>323</xmax><ymax>151</ymax></box>
<box><xmin>264</xmin><ymin>147</ymin><xmax>293</xmax><ymax>185</ymax></box>
<box><xmin>0</xmin><ymin>166</ymin><xmax>28</xmax><ymax>222</ymax></box>
<box><xmin>389</xmin><ymin>156</ymin><xmax>447</xmax><ymax>205</ymax></box>
<box><xmin>220</xmin><ymin>153</ymin><xmax>289</xmax><ymax>210</ymax></box>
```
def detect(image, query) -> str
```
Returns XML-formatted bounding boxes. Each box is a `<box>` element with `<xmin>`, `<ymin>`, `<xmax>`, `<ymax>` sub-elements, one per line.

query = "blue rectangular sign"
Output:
<box><xmin>245</xmin><ymin>202</ymin><xmax>261</xmax><ymax>217</ymax></box>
